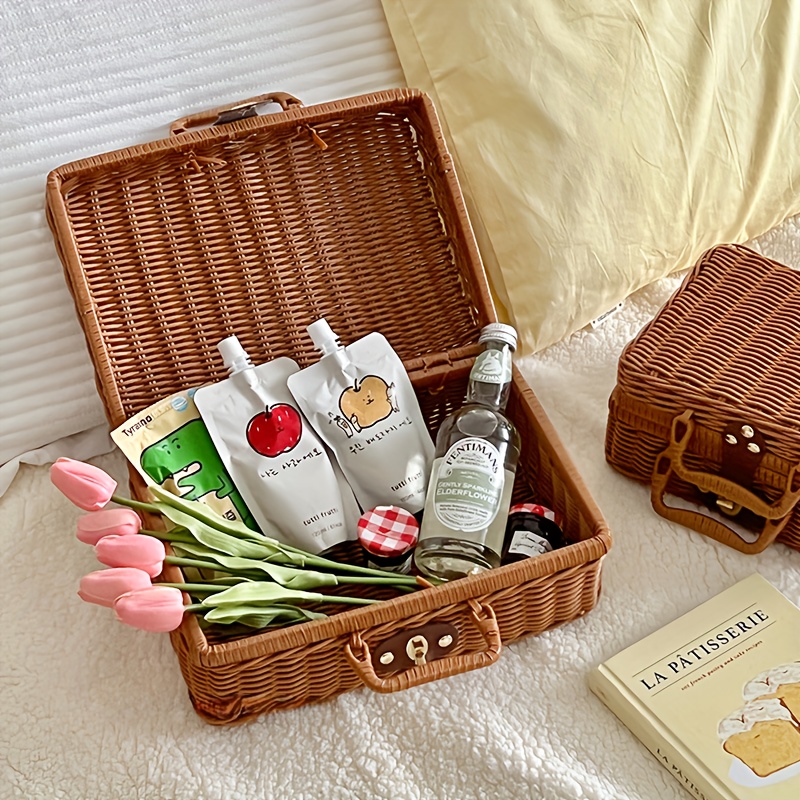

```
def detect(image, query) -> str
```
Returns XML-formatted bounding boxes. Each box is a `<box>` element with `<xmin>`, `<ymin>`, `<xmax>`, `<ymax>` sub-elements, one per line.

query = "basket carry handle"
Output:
<box><xmin>650</xmin><ymin>410</ymin><xmax>800</xmax><ymax>553</ymax></box>
<box><xmin>169</xmin><ymin>92</ymin><xmax>303</xmax><ymax>135</ymax></box>
<box><xmin>343</xmin><ymin>600</ymin><xmax>501</xmax><ymax>693</ymax></box>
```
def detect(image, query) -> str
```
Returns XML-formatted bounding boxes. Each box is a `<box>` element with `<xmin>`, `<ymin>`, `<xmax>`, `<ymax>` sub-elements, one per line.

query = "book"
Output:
<box><xmin>588</xmin><ymin>573</ymin><xmax>800</xmax><ymax>800</ymax></box>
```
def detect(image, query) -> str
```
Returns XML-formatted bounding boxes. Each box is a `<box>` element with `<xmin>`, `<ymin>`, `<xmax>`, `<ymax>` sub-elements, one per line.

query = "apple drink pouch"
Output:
<box><xmin>110</xmin><ymin>388</ymin><xmax>259</xmax><ymax>530</ymax></box>
<box><xmin>286</xmin><ymin>320</ymin><xmax>435</xmax><ymax>515</ymax></box>
<box><xmin>193</xmin><ymin>336</ymin><xmax>360</xmax><ymax>553</ymax></box>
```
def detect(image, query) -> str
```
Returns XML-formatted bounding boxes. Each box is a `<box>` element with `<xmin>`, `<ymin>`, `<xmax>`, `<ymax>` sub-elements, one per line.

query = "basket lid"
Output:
<box><xmin>45</xmin><ymin>90</ymin><xmax>494</xmax><ymax>426</ymax></box>
<box><xmin>617</xmin><ymin>244</ymin><xmax>800</xmax><ymax>454</ymax></box>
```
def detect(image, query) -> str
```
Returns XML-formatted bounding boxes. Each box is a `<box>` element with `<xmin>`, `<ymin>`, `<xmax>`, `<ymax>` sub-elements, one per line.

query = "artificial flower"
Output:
<box><xmin>78</xmin><ymin>568</ymin><xmax>153</xmax><ymax>607</ymax></box>
<box><xmin>114</xmin><ymin>585</ymin><xmax>186</xmax><ymax>633</ymax></box>
<box><xmin>54</xmin><ymin>458</ymin><xmax>430</xmax><ymax>634</ymax></box>
<box><xmin>77</xmin><ymin>507</ymin><xmax>142</xmax><ymax>545</ymax></box>
<box><xmin>50</xmin><ymin>457</ymin><xmax>117</xmax><ymax>512</ymax></box>
<box><xmin>95</xmin><ymin>534</ymin><xmax>166</xmax><ymax>578</ymax></box>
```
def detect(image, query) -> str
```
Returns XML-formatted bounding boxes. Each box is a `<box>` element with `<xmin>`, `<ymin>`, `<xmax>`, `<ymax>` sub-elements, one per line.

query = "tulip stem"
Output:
<box><xmin>111</xmin><ymin>494</ymin><xmax>158</xmax><ymax>514</ymax></box>
<box><xmin>161</xmin><ymin>583</ymin><xmax>224</xmax><ymax>595</ymax></box>
<box><xmin>301</xmin><ymin>554</ymin><xmax>423</xmax><ymax>583</ymax></box>
<box><xmin>335</xmin><ymin>574</ymin><xmax>422</xmax><ymax>586</ymax></box>
<box><xmin>317</xmin><ymin>595</ymin><xmax>381</xmax><ymax>605</ymax></box>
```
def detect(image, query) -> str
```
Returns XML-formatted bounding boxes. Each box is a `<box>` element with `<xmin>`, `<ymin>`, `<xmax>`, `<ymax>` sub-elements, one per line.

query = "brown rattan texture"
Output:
<box><xmin>45</xmin><ymin>89</ymin><xmax>610</xmax><ymax>723</ymax></box>
<box><xmin>606</xmin><ymin>243</ymin><xmax>800</xmax><ymax>551</ymax></box>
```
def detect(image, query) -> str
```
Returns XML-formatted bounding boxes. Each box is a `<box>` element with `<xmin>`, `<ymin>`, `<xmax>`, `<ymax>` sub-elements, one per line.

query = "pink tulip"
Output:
<box><xmin>113</xmin><ymin>586</ymin><xmax>186</xmax><ymax>632</ymax></box>
<box><xmin>77</xmin><ymin>507</ymin><xmax>142</xmax><ymax>545</ymax></box>
<box><xmin>95</xmin><ymin>534</ymin><xmax>165</xmax><ymax>578</ymax></box>
<box><xmin>50</xmin><ymin>457</ymin><xmax>117</xmax><ymax>512</ymax></box>
<box><xmin>78</xmin><ymin>568</ymin><xmax>153</xmax><ymax>607</ymax></box>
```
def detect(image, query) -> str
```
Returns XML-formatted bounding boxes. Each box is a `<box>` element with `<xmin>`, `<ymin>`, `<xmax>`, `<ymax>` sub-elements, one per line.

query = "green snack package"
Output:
<box><xmin>111</xmin><ymin>388</ymin><xmax>259</xmax><ymax>531</ymax></box>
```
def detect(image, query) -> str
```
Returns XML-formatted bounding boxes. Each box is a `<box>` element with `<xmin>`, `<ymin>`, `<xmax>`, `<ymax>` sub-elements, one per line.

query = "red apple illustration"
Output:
<box><xmin>246</xmin><ymin>403</ymin><xmax>303</xmax><ymax>457</ymax></box>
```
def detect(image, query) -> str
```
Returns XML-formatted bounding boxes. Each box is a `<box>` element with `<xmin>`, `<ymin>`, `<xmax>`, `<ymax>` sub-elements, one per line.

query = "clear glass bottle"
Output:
<box><xmin>414</xmin><ymin>323</ymin><xmax>521</xmax><ymax>580</ymax></box>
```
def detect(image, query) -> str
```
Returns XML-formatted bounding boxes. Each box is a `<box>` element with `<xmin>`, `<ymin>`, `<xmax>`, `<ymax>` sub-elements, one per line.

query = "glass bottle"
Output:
<box><xmin>414</xmin><ymin>323</ymin><xmax>521</xmax><ymax>580</ymax></box>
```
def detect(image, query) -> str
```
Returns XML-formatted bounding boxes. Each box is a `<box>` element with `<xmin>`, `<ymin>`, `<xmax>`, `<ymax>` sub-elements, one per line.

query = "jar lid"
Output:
<box><xmin>478</xmin><ymin>323</ymin><xmax>518</xmax><ymax>351</ymax></box>
<box><xmin>357</xmin><ymin>506</ymin><xmax>419</xmax><ymax>557</ymax></box>
<box><xmin>508</xmin><ymin>503</ymin><xmax>563</xmax><ymax>527</ymax></box>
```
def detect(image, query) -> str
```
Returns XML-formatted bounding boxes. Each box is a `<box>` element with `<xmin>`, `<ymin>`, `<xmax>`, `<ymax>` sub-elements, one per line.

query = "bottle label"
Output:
<box><xmin>508</xmin><ymin>530</ymin><xmax>553</xmax><ymax>558</ymax></box>
<box><xmin>432</xmin><ymin>437</ymin><xmax>504</xmax><ymax>532</ymax></box>
<box><xmin>469</xmin><ymin>349</ymin><xmax>512</xmax><ymax>385</ymax></box>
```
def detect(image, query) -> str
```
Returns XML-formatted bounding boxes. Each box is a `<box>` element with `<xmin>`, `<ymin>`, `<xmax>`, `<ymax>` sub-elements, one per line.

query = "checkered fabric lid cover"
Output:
<box><xmin>508</xmin><ymin>503</ymin><xmax>562</xmax><ymax>527</ymax></box>
<box><xmin>357</xmin><ymin>506</ymin><xmax>419</xmax><ymax>556</ymax></box>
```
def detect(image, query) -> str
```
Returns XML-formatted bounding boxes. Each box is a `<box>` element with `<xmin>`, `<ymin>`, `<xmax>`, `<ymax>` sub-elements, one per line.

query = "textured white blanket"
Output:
<box><xmin>2</xmin><ymin>223</ymin><xmax>799</xmax><ymax>800</ymax></box>
<box><xmin>2</xmin><ymin>0</ymin><xmax>800</xmax><ymax>797</ymax></box>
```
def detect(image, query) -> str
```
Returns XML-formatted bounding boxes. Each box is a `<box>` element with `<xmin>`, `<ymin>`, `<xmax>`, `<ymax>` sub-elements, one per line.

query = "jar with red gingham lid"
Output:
<box><xmin>357</xmin><ymin>506</ymin><xmax>420</xmax><ymax>573</ymax></box>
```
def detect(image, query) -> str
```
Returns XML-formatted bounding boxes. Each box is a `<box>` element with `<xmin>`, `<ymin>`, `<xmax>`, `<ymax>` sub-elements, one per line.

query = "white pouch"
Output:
<box><xmin>286</xmin><ymin>320</ymin><xmax>434</xmax><ymax>514</ymax></box>
<box><xmin>194</xmin><ymin>337</ymin><xmax>360</xmax><ymax>554</ymax></box>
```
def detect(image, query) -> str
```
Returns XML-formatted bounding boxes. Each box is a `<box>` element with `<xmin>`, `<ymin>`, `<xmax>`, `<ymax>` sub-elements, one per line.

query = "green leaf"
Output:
<box><xmin>154</xmin><ymin>502</ymin><xmax>305</xmax><ymax>563</ymax></box>
<box><xmin>200</xmin><ymin>582</ymin><xmax>325</xmax><ymax>607</ymax></box>
<box><xmin>203</xmin><ymin>604</ymin><xmax>327</xmax><ymax>627</ymax></box>
<box><xmin>174</xmin><ymin>548</ymin><xmax>339</xmax><ymax>589</ymax></box>
<box><xmin>146</xmin><ymin>480</ymin><xmax>281</xmax><ymax>541</ymax></box>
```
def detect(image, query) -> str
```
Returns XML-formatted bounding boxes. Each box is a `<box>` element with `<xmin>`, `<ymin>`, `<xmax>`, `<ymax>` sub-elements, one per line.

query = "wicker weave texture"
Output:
<box><xmin>171</xmin><ymin>368</ymin><xmax>609</xmax><ymax>723</ymax></box>
<box><xmin>46</xmin><ymin>91</ymin><xmax>491</xmax><ymax>427</ymax></box>
<box><xmin>607</xmin><ymin>244</ymin><xmax>800</xmax><ymax>551</ymax></box>
<box><xmin>46</xmin><ymin>89</ymin><xmax>610</xmax><ymax>723</ymax></box>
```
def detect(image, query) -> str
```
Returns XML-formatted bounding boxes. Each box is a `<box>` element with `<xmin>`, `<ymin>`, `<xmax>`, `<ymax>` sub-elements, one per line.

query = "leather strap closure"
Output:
<box><xmin>343</xmin><ymin>600</ymin><xmax>501</xmax><ymax>693</ymax></box>
<box><xmin>718</xmin><ymin>421</ymin><xmax>767</xmax><ymax>513</ymax></box>
<box><xmin>650</xmin><ymin>410</ymin><xmax>800</xmax><ymax>553</ymax></box>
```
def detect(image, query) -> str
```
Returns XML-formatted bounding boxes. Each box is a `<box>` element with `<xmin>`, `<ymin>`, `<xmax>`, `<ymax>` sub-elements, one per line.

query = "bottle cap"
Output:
<box><xmin>508</xmin><ymin>502</ymin><xmax>563</xmax><ymax>527</ymax></box>
<box><xmin>357</xmin><ymin>506</ymin><xmax>419</xmax><ymax>558</ymax></box>
<box><xmin>218</xmin><ymin>335</ymin><xmax>253</xmax><ymax>374</ymax></box>
<box><xmin>479</xmin><ymin>323</ymin><xmax>518</xmax><ymax>351</ymax></box>
<box><xmin>307</xmin><ymin>318</ymin><xmax>342</xmax><ymax>356</ymax></box>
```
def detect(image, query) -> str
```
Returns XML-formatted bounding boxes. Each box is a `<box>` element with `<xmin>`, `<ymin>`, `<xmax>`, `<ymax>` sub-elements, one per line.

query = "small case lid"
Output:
<box><xmin>616</xmin><ymin>244</ymin><xmax>800</xmax><ymax>457</ymax></box>
<box><xmin>44</xmin><ymin>90</ymin><xmax>494</xmax><ymax>427</ymax></box>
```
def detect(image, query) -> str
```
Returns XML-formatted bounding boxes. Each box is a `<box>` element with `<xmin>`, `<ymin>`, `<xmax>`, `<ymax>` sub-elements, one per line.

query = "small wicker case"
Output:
<box><xmin>46</xmin><ymin>89</ymin><xmax>611</xmax><ymax>723</ymax></box>
<box><xmin>606</xmin><ymin>244</ymin><xmax>800</xmax><ymax>554</ymax></box>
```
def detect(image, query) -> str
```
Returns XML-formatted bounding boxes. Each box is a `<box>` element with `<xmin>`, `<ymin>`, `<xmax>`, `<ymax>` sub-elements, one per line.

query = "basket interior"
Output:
<box><xmin>174</xmin><ymin>363</ymin><xmax>570</xmax><ymax>647</ymax></box>
<box><xmin>51</xmin><ymin>93</ymin><xmax>489</xmax><ymax>427</ymax></box>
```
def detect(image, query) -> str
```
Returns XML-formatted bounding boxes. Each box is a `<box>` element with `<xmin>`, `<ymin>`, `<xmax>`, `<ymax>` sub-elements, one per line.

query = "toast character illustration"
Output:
<box><xmin>338</xmin><ymin>375</ymin><xmax>397</xmax><ymax>433</ymax></box>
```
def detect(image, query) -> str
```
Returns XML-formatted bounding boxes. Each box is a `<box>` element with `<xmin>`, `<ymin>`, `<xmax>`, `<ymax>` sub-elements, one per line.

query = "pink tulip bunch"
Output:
<box><xmin>52</xmin><ymin>457</ymin><xmax>187</xmax><ymax>632</ymax></box>
<box><xmin>51</xmin><ymin>456</ymin><xmax>424</xmax><ymax>635</ymax></box>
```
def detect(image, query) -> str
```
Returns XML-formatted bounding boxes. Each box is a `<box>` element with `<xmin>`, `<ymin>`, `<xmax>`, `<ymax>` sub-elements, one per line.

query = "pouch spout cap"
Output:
<box><xmin>218</xmin><ymin>335</ymin><xmax>252</xmax><ymax>374</ymax></box>
<box><xmin>308</xmin><ymin>318</ymin><xmax>342</xmax><ymax>356</ymax></box>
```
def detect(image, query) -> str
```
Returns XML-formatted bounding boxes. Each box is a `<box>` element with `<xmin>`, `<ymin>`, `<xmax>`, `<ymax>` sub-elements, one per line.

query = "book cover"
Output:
<box><xmin>588</xmin><ymin>573</ymin><xmax>800</xmax><ymax>800</ymax></box>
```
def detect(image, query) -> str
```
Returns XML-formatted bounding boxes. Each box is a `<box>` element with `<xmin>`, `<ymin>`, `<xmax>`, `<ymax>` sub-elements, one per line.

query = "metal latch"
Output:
<box><xmin>406</xmin><ymin>635</ymin><xmax>429</xmax><ymax>666</ymax></box>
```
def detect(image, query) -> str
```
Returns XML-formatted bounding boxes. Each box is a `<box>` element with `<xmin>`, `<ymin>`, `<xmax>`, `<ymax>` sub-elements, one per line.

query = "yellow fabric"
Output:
<box><xmin>381</xmin><ymin>0</ymin><xmax>800</xmax><ymax>353</ymax></box>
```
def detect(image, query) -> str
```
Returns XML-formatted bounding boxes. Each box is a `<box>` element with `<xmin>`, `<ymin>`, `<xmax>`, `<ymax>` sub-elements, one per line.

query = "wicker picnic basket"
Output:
<box><xmin>45</xmin><ymin>88</ymin><xmax>611</xmax><ymax>723</ymax></box>
<box><xmin>606</xmin><ymin>244</ymin><xmax>800</xmax><ymax>555</ymax></box>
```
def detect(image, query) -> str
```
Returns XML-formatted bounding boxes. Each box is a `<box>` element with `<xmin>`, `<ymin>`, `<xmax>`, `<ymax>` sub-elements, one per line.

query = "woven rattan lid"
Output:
<box><xmin>45</xmin><ymin>90</ymin><xmax>494</xmax><ymax>426</ymax></box>
<box><xmin>617</xmin><ymin>244</ymin><xmax>800</xmax><ymax>454</ymax></box>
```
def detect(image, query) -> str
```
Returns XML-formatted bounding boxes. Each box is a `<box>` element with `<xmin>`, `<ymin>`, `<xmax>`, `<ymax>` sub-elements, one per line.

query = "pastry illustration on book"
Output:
<box><xmin>719</xmin><ymin>663</ymin><xmax>800</xmax><ymax>786</ymax></box>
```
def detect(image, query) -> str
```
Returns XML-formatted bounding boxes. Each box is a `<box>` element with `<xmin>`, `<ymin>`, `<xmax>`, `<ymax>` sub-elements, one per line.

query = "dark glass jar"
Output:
<box><xmin>501</xmin><ymin>503</ymin><xmax>567</xmax><ymax>565</ymax></box>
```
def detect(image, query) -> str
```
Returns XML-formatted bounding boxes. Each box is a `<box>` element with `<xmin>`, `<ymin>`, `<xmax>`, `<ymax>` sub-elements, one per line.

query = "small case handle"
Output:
<box><xmin>650</xmin><ymin>410</ymin><xmax>799</xmax><ymax>553</ymax></box>
<box><xmin>343</xmin><ymin>600</ymin><xmax>502</xmax><ymax>693</ymax></box>
<box><xmin>169</xmin><ymin>92</ymin><xmax>303</xmax><ymax>135</ymax></box>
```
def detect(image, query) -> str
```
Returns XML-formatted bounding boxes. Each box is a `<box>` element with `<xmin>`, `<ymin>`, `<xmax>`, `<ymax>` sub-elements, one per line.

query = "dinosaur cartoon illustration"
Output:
<box><xmin>140</xmin><ymin>419</ymin><xmax>257</xmax><ymax>530</ymax></box>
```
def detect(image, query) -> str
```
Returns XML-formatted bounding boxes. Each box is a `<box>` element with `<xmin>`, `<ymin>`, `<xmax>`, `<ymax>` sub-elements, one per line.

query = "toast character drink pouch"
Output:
<box><xmin>111</xmin><ymin>389</ymin><xmax>258</xmax><ymax>530</ymax></box>
<box><xmin>286</xmin><ymin>320</ymin><xmax>435</xmax><ymax>515</ymax></box>
<box><xmin>193</xmin><ymin>336</ymin><xmax>360</xmax><ymax>553</ymax></box>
